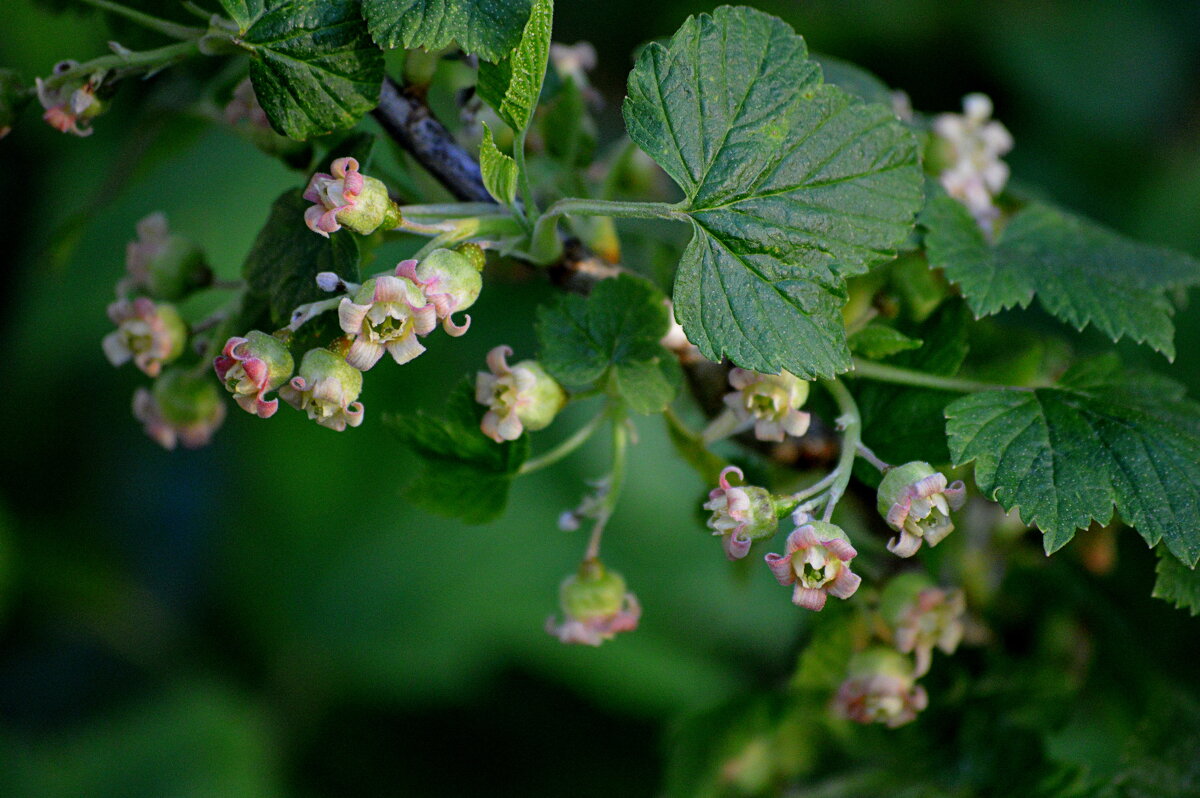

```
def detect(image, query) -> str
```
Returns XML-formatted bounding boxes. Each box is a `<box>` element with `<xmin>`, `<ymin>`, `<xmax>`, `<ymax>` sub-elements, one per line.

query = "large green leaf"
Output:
<box><xmin>923</xmin><ymin>194</ymin><xmax>1200</xmax><ymax>359</ymax></box>
<box><xmin>390</xmin><ymin>379</ymin><xmax>529</xmax><ymax>524</ymax></box>
<box><xmin>228</xmin><ymin>0</ymin><xmax>384</xmax><ymax>141</ymax></box>
<box><xmin>475</xmin><ymin>0</ymin><xmax>551</xmax><ymax>133</ymax></box>
<box><xmin>243</xmin><ymin>189</ymin><xmax>361</xmax><ymax>326</ymax></box>
<box><xmin>362</xmin><ymin>0</ymin><xmax>532</xmax><ymax>61</ymax></box>
<box><xmin>945</xmin><ymin>356</ymin><xmax>1200</xmax><ymax>565</ymax></box>
<box><xmin>535</xmin><ymin>274</ymin><xmax>681</xmax><ymax>414</ymax></box>
<box><xmin>622</xmin><ymin>6</ymin><xmax>923</xmax><ymax>378</ymax></box>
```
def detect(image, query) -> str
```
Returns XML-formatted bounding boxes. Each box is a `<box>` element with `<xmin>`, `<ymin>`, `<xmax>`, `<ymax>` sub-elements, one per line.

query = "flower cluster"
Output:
<box><xmin>475</xmin><ymin>346</ymin><xmax>566</xmax><ymax>442</ymax></box>
<box><xmin>703</xmin><ymin>466</ymin><xmax>778</xmax><ymax>560</ymax></box>
<box><xmin>724</xmin><ymin>368</ymin><xmax>811</xmax><ymax>442</ymax></box>
<box><xmin>35</xmin><ymin>61</ymin><xmax>103</xmax><ymax>137</ymax></box>
<box><xmin>932</xmin><ymin>93</ymin><xmax>1013</xmax><ymax>235</ymax></box>
<box><xmin>546</xmin><ymin>559</ymin><xmax>640</xmax><ymax>646</ymax></box>
<box><xmin>876</xmin><ymin>461</ymin><xmax>966</xmax><ymax>557</ymax></box>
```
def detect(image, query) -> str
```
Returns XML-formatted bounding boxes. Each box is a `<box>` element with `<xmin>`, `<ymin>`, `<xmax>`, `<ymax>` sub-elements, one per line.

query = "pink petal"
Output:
<box><xmin>386</xmin><ymin>335</ymin><xmax>426</xmax><ymax>365</ymax></box>
<box><xmin>394</xmin><ymin>258</ymin><xmax>420</xmax><ymax>281</ymax></box>
<box><xmin>827</xmin><ymin>569</ymin><xmax>861</xmax><ymax>599</ymax></box>
<box><xmin>765</xmin><ymin>552</ymin><xmax>795</xmax><ymax>585</ymax></box>
<box><xmin>486</xmin><ymin>345</ymin><xmax>513</xmax><ymax>376</ymax></box>
<box><xmin>338</xmin><ymin>299</ymin><xmax>371</xmax><ymax>335</ymax></box>
<box><xmin>304</xmin><ymin>205</ymin><xmax>329</xmax><ymax>237</ymax></box>
<box><xmin>723</xmin><ymin>530</ymin><xmax>752</xmax><ymax>560</ymax></box>
<box><xmin>822</xmin><ymin>537</ymin><xmax>858</xmax><ymax>562</ymax></box>
<box><xmin>887</xmin><ymin>530</ymin><xmax>922</xmax><ymax>558</ymax></box>
<box><xmin>372</xmin><ymin>275</ymin><xmax>410</xmax><ymax>304</ymax></box>
<box><xmin>443</xmin><ymin>313</ymin><xmax>470</xmax><ymax>337</ymax></box>
<box><xmin>717</xmin><ymin>465</ymin><xmax>743</xmax><ymax>491</ymax></box>
<box><xmin>787</xmin><ymin>525</ymin><xmax>821</xmax><ymax>553</ymax></box>
<box><xmin>945</xmin><ymin>479</ymin><xmax>967</xmax><ymax>510</ymax></box>
<box><xmin>792</xmin><ymin>586</ymin><xmax>828</xmax><ymax>611</ymax></box>
<box><xmin>346</xmin><ymin>338</ymin><xmax>385</xmax><ymax>370</ymax></box>
<box><xmin>344</xmin><ymin>401</ymin><xmax>365</xmax><ymax>427</ymax></box>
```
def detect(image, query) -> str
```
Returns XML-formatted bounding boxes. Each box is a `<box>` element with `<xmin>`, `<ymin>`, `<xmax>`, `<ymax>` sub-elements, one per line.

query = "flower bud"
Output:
<box><xmin>878</xmin><ymin>573</ymin><xmax>966</xmax><ymax>676</ymax></box>
<box><xmin>702</xmin><ymin>465</ymin><xmax>777</xmax><ymax>560</ymax></box>
<box><xmin>338</xmin><ymin>264</ymin><xmax>437</xmax><ymax>370</ymax></box>
<box><xmin>834</xmin><ymin>648</ymin><xmax>928</xmax><ymax>728</ymax></box>
<box><xmin>408</xmin><ymin>248</ymin><xmax>482</xmax><ymax>336</ymax></box>
<box><xmin>213</xmin><ymin>330</ymin><xmax>294</xmax><ymax>418</ymax></box>
<box><xmin>121</xmin><ymin>213</ymin><xmax>211</xmax><ymax>301</ymax></box>
<box><xmin>475</xmin><ymin>346</ymin><xmax>566</xmax><ymax>442</ymax></box>
<box><xmin>877</xmin><ymin>462</ymin><xmax>966</xmax><ymax>557</ymax></box>
<box><xmin>0</xmin><ymin>69</ymin><xmax>30</xmax><ymax>140</ymax></box>
<box><xmin>764</xmin><ymin>520</ymin><xmax>862</xmax><ymax>611</ymax></box>
<box><xmin>103</xmin><ymin>298</ymin><xmax>187</xmax><ymax>377</ymax></box>
<box><xmin>133</xmin><ymin>368</ymin><xmax>226</xmax><ymax>450</ymax></box>
<box><xmin>545</xmin><ymin>559</ymin><xmax>641</xmax><ymax>646</ymax></box>
<box><xmin>724</xmin><ymin>368</ymin><xmax>811</xmax><ymax>442</ymax></box>
<box><xmin>279</xmin><ymin>348</ymin><xmax>364</xmax><ymax>431</ymax></box>
<box><xmin>35</xmin><ymin>61</ymin><xmax>103</xmax><ymax>137</ymax></box>
<box><xmin>303</xmin><ymin>157</ymin><xmax>399</xmax><ymax>237</ymax></box>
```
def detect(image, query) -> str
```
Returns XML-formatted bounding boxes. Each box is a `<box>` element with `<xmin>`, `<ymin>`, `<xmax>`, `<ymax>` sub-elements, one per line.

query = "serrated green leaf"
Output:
<box><xmin>946</xmin><ymin>356</ymin><xmax>1200</xmax><ymax>565</ymax></box>
<box><xmin>1153</xmin><ymin>548</ymin><xmax>1200</xmax><ymax>616</ymax></box>
<box><xmin>622</xmin><ymin>6</ymin><xmax>923</xmax><ymax>378</ymax></box>
<box><xmin>232</xmin><ymin>0</ymin><xmax>384</xmax><ymax>141</ymax></box>
<box><xmin>390</xmin><ymin>379</ymin><xmax>529</xmax><ymax>524</ymax></box>
<box><xmin>848</xmin><ymin>324</ymin><xmax>922</xmax><ymax>359</ymax></box>
<box><xmin>243</xmin><ymin>189</ymin><xmax>361</xmax><ymax>326</ymax></box>
<box><xmin>362</xmin><ymin>0</ymin><xmax>531</xmax><ymax>61</ymax></box>
<box><xmin>479</xmin><ymin>122</ymin><xmax>517</xmax><ymax>205</ymax></box>
<box><xmin>535</xmin><ymin>274</ymin><xmax>679</xmax><ymax>414</ymax></box>
<box><xmin>923</xmin><ymin>194</ymin><xmax>1200</xmax><ymax>359</ymax></box>
<box><xmin>475</xmin><ymin>0</ymin><xmax>551</xmax><ymax>133</ymax></box>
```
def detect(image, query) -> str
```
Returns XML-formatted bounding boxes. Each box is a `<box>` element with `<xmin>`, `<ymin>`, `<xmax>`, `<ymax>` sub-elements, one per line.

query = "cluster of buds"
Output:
<box><xmin>724</xmin><ymin>368</ymin><xmax>811</xmax><ymax>442</ymax></box>
<box><xmin>103</xmin><ymin>297</ymin><xmax>187</xmax><ymax>377</ymax></box>
<box><xmin>35</xmin><ymin>60</ymin><xmax>104</xmax><ymax>137</ymax></box>
<box><xmin>765</xmin><ymin>520</ymin><xmax>862</xmax><ymax>611</ymax></box>
<box><xmin>877</xmin><ymin>461</ymin><xmax>966</xmax><ymax>557</ymax></box>
<box><xmin>475</xmin><ymin>346</ymin><xmax>566</xmax><ymax>442</ymax></box>
<box><xmin>133</xmin><ymin>368</ymin><xmax>226</xmax><ymax>450</ymax></box>
<box><xmin>931</xmin><ymin>93</ymin><xmax>1013</xmax><ymax>235</ymax></box>
<box><xmin>120</xmin><ymin>213</ymin><xmax>211</xmax><ymax>301</ymax></box>
<box><xmin>703</xmin><ymin>466</ymin><xmax>778</xmax><ymax>560</ymax></box>
<box><xmin>303</xmin><ymin>157</ymin><xmax>400</xmax><ymax>238</ymax></box>
<box><xmin>545</xmin><ymin>559</ymin><xmax>640</xmax><ymax>646</ymax></box>
<box><xmin>833</xmin><ymin>648</ymin><xmax>928</xmax><ymax>728</ymax></box>
<box><xmin>879</xmin><ymin>573</ymin><xmax>966</xmax><ymax>676</ymax></box>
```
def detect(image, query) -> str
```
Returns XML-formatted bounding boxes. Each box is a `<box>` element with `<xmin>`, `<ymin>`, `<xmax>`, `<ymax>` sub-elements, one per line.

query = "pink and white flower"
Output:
<box><xmin>475</xmin><ymin>346</ymin><xmax>566</xmax><ymax>442</ymax></box>
<box><xmin>103</xmin><ymin>297</ymin><xmax>187</xmax><ymax>377</ymax></box>
<box><xmin>834</xmin><ymin>648</ymin><xmax>929</xmax><ymax>728</ymax></box>
<box><xmin>545</xmin><ymin>560</ymin><xmax>641</xmax><ymax>647</ymax></box>
<box><xmin>880</xmin><ymin>573</ymin><xmax>966</xmax><ymax>676</ymax></box>
<box><xmin>408</xmin><ymin>249</ymin><xmax>483</xmax><ymax>336</ymax></box>
<box><xmin>337</xmin><ymin>263</ymin><xmax>438</xmax><ymax>370</ymax></box>
<box><xmin>764</xmin><ymin>521</ymin><xmax>862</xmax><ymax>611</ymax></box>
<box><xmin>724</xmin><ymin>368</ymin><xmax>811</xmax><ymax>442</ymax></box>
<box><xmin>213</xmin><ymin>330</ymin><xmax>294</xmax><ymax>418</ymax></box>
<box><xmin>703</xmin><ymin>465</ymin><xmax>778</xmax><ymax>560</ymax></box>
<box><xmin>35</xmin><ymin>61</ymin><xmax>101</xmax><ymax>137</ymax></box>
<box><xmin>121</xmin><ymin>213</ymin><xmax>209</xmax><ymax>300</ymax></box>
<box><xmin>876</xmin><ymin>461</ymin><xmax>967</xmax><ymax>558</ymax></box>
<box><xmin>933</xmin><ymin>93</ymin><xmax>1013</xmax><ymax>235</ymax></box>
<box><xmin>279</xmin><ymin>348</ymin><xmax>364</xmax><ymax>431</ymax></box>
<box><xmin>303</xmin><ymin>156</ymin><xmax>396</xmax><ymax>237</ymax></box>
<box><xmin>133</xmin><ymin>369</ymin><xmax>226</xmax><ymax>451</ymax></box>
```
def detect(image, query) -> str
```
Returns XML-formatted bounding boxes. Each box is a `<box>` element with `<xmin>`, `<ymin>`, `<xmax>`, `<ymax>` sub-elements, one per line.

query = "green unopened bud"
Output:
<box><xmin>879</xmin><ymin>573</ymin><xmax>965</xmax><ymax>676</ymax></box>
<box><xmin>546</xmin><ymin>559</ymin><xmax>641</xmax><ymax>646</ymax></box>
<box><xmin>834</xmin><ymin>647</ymin><xmax>928</xmax><ymax>728</ymax></box>
<box><xmin>279</xmin><ymin>348</ymin><xmax>365</xmax><ymax>431</ymax></box>
<box><xmin>456</xmin><ymin>242</ymin><xmax>486</xmax><ymax>272</ymax></box>
<box><xmin>415</xmin><ymin>248</ymin><xmax>483</xmax><ymax>319</ymax></box>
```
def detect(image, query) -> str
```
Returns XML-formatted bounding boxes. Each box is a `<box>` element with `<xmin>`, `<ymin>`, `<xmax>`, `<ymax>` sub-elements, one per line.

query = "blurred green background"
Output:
<box><xmin>1</xmin><ymin>1</ymin><xmax>1199</xmax><ymax>796</ymax></box>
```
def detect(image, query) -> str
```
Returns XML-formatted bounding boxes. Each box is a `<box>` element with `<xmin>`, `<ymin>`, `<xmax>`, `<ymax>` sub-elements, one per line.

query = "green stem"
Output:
<box><xmin>518</xmin><ymin>409</ymin><xmax>607</xmax><ymax>476</ymax></box>
<box><xmin>77</xmin><ymin>0</ymin><xmax>205</xmax><ymax>40</ymax></box>
<box><xmin>585</xmin><ymin>414</ymin><xmax>629</xmax><ymax>561</ymax></box>
<box><xmin>856</xmin><ymin>442</ymin><xmax>890</xmax><ymax>472</ymax></box>
<box><xmin>514</xmin><ymin>127</ymin><xmax>538</xmax><ymax>222</ymax></box>
<box><xmin>528</xmin><ymin>197</ymin><xmax>687</xmax><ymax>265</ymax></box>
<box><xmin>405</xmin><ymin>215</ymin><xmax>523</xmax><ymax>260</ymax></box>
<box><xmin>398</xmin><ymin>203</ymin><xmax>510</xmax><ymax>221</ymax></box>
<box><xmin>850</xmin><ymin>358</ymin><xmax>1010</xmax><ymax>393</ymax></box>
<box><xmin>40</xmin><ymin>41</ymin><xmax>200</xmax><ymax>89</ymax></box>
<box><xmin>819</xmin><ymin>378</ymin><xmax>862</xmax><ymax>523</ymax></box>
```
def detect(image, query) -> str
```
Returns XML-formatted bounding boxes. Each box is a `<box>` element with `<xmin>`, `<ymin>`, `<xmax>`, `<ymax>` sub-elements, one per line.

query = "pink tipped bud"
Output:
<box><xmin>302</xmin><ymin>157</ymin><xmax>399</xmax><ymax>237</ymax></box>
<box><xmin>764</xmin><ymin>520</ymin><xmax>862</xmax><ymax>611</ymax></box>
<box><xmin>213</xmin><ymin>330</ymin><xmax>294</xmax><ymax>418</ymax></box>
<box><xmin>724</xmin><ymin>368</ymin><xmax>812</xmax><ymax>442</ymax></box>
<box><xmin>475</xmin><ymin>346</ymin><xmax>567</xmax><ymax>442</ymax></box>
<box><xmin>103</xmin><ymin>297</ymin><xmax>187</xmax><ymax>377</ymax></box>
<box><xmin>702</xmin><ymin>466</ymin><xmax>778</xmax><ymax>560</ymax></box>
<box><xmin>877</xmin><ymin>461</ymin><xmax>966</xmax><ymax>558</ymax></box>
<box><xmin>133</xmin><ymin>368</ymin><xmax>226</xmax><ymax>450</ymax></box>
<box><xmin>834</xmin><ymin>648</ymin><xmax>928</xmax><ymax>728</ymax></box>
<box><xmin>546</xmin><ymin>559</ymin><xmax>641</xmax><ymax>646</ymax></box>
<box><xmin>278</xmin><ymin>348</ymin><xmax>364</xmax><ymax>431</ymax></box>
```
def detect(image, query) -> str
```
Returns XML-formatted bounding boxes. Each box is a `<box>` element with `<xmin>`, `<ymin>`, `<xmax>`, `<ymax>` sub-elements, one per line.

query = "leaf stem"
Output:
<box><xmin>518</xmin><ymin>409</ymin><xmax>608</xmax><ymax>476</ymax></box>
<box><xmin>856</xmin><ymin>442</ymin><xmax>891</xmax><ymax>472</ymax></box>
<box><xmin>39</xmin><ymin>40</ymin><xmax>200</xmax><ymax>89</ymax></box>
<box><xmin>514</xmin><ymin>126</ymin><xmax>538</xmax><ymax>222</ymax></box>
<box><xmin>819</xmin><ymin>378</ymin><xmax>862</xmax><ymax>523</ymax></box>
<box><xmin>76</xmin><ymin>0</ymin><xmax>205</xmax><ymax>41</ymax></box>
<box><xmin>528</xmin><ymin>197</ymin><xmax>687</xmax><ymax>265</ymax></box>
<box><xmin>850</xmin><ymin>358</ymin><xmax>1008</xmax><ymax>393</ymax></box>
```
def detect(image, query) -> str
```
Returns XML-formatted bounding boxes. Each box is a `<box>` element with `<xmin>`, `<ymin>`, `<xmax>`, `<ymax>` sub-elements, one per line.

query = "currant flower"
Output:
<box><xmin>764</xmin><ymin>520</ymin><xmax>862</xmax><ymax>611</ymax></box>
<box><xmin>545</xmin><ymin>559</ymin><xmax>641</xmax><ymax>646</ymax></box>
<box><xmin>102</xmin><ymin>297</ymin><xmax>187</xmax><ymax>377</ymax></box>
<box><xmin>475</xmin><ymin>346</ymin><xmax>566</xmax><ymax>443</ymax></box>
<box><xmin>133</xmin><ymin>368</ymin><xmax>226</xmax><ymax>451</ymax></box>
<box><xmin>879</xmin><ymin>573</ymin><xmax>966</xmax><ymax>676</ymax></box>
<box><xmin>833</xmin><ymin>648</ymin><xmax>928</xmax><ymax>728</ymax></box>
<box><xmin>338</xmin><ymin>263</ymin><xmax>438</xmax><ymax>370</ymax></box>
<box><xmin>702</xmin><ymin>466</ymin><xmax>777</xmax><ymax>560</ymax></box>
<box><xmin>212</xmin><ymin>330</ymin><xmax>295</xmax><ymax>418</ymax></box>
<box><xmin>121</xmin><ymin>213</ymin><xmax>210</xmax><ymax>301</ymax></box>
<box><xmin>724</xmin><ymin>368</ymin><xmax>811</xmax><ymax>442</ymax></box>
<box><xmin>279</xmin><ymin>349</ymin><xmax>364</xmax><ymax>431</ymax></box>
<box><xmin>303</xmin><ymin>156</ymin><xmax>399</xmax><ymax>238</ymax></box>
<box><xmin>877</xmin><ymin>461</ymin><xmax>967</xmax><ymax>558</ymax></box>
<box><xmin>406</xmin><ymin>248</ymin><xmax>483</xmax><ymax>336</ymax></box>
<box><xmin>35</xmin><ymin>61</ymin><xmax>102</xmax><ymax>137</ymax></box>
<box><xmin>932</xmin><ymin>93</ymin><xmax>1013</xmax><ymax>235</ymax></box>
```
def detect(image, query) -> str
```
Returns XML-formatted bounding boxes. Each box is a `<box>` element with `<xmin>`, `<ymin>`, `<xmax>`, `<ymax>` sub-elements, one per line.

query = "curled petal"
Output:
<box><xmin>792</xmin><ymin>585</ymin><xmax>828</xmax><ymax>611</ymax></box>
<box><xmin>723</xmin><ymin>530</ymin><xmax>752</xmax><ymax>560</ymax></box>
<box><xmin>783</xmin><ymin>410</ymin><xmax>811</xmax><ymax>438</ymax></box>
<box><xmin>716</xmin><ymin>465</ymin><xmax>743</xmax><ymax>492</ymax></box>
<box><xmin>786</xmin><ymin>524</ymin><xmax>821</xmax><ymax>553</ymax></box>
<box><xmin>887</xmin><ymin>530</ymin><xmax>923</xmax><ymax>558</ymax></box>
<box><xmin>486</xmin><ymin>345</ymin><xmax>513</xmax><ymax>376</ymax></box>
<box><xmin>303</xmin><ymin>172</ymin><xmax>332</xmax><ymax>203</ymax></box>
<box><xmin>304</xmin><ymin>205</ymin><xmax>331</xmax><ymax>237</ymax></box>
<box><xmin>394</xmin><ymin>258</ymin><xmax>421</xmax><ymax>282</ymax></box>
<box><xmin>886</xmin><ymin>501</ymin><xmax>911</xmax><ymax>531</ymax></box>
<box><xmin>442</xmin><ymin>313</ymin><xmax>470</xmax><ymax>337</ymax></box>
<box><xmin>410</xmin><ymin>303</ymin><xmax>439</xmax><ymax>336</ymax></box>
<box><xmin>331</xmin><ymin>156</ymin><xmax>359</xmax><ymax>181</ymax></box>
<box><xmin>386</xmin><ymin>335</ymin><xmax>426</xmax><ymax>365</ymax></box>
<box><xmin>912</xmin><ymin>472</ymin><xmax>949</xmax><ymax>499</ymax></box>
<box><xmin>944</xmin><ymin>479</ymin><xmax>967</xmax><ymax>510</ymax></box>
<box><xmin>822</xmin><ymin>537</ymin><xmax>858</xmax><ymax>562</ymax></box>
<box><xmin>338</xmin><ymin>299</ymin><xmax>372</xmax><ymax>335</ymax></box>
<box><xmin>827</xmin><ymin>569</ymin><xmax>862</xmax><ymax>599</ymax></box>
<box><xmin>765</xmin><ymin>552</ymin><xmax>795</xmax><ymax>585</ymax></box>
<box><xmin>344</xmin><ymin>401</ymin><xmax>365</xmax><ymax>427</ymax></box>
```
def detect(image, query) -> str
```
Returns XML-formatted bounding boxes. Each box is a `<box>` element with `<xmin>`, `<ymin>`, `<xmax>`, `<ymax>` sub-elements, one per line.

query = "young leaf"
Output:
<box><xmin>848</xmin><ymin>324</ymin><xmax>923</xmax><ymax>359</ymax></box>
<box><xmin>390</xmin><ymin>379</ymin><xmax>530</xmax><ymax>524</ymax></box>
<box><xmin>479</xmin><ymin>122</ymin><xmax>518</xmax><ymax>205</ymax></box>
<box><xmin>945</xmin><ymin>356</ymin><xmax>1200</xmax><ymax>565</ymax></box>
<box><xmin>923</xmin><ymin>194</ymin><xmax>1200</xmax><ymax>359</ymax></box>
<box><xmin>622</xmin><ymin>6</ymin><xmax>923</xmax><ymax>378</ymax></box>
<box><xmin>535</xmin><ymin>274</ymin><xmax>681</xmax><ymax>414</ymax></box>
<box><xmin>228</xmin><ymin>0</ymin><xmax>384</xmax><ymax>140</ymax></box>
<box><xmin>1153</xmin><ymin>548</ymin><xmax>1200</xmax><ymax>616</ymax></box>
<box><xmin>475</xmin><ymin>0</ymin><xmax>552</xmax><ymax>133</ymax></box>
<box><xmin>362</xmin><ymin>0</ymin><xmax>532</xmax><ymax>62</ymax></box>
<box><xmin>243</xmin><ymin>189</ymin><xmax>360</xmax><ymax>326</ymax></box>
